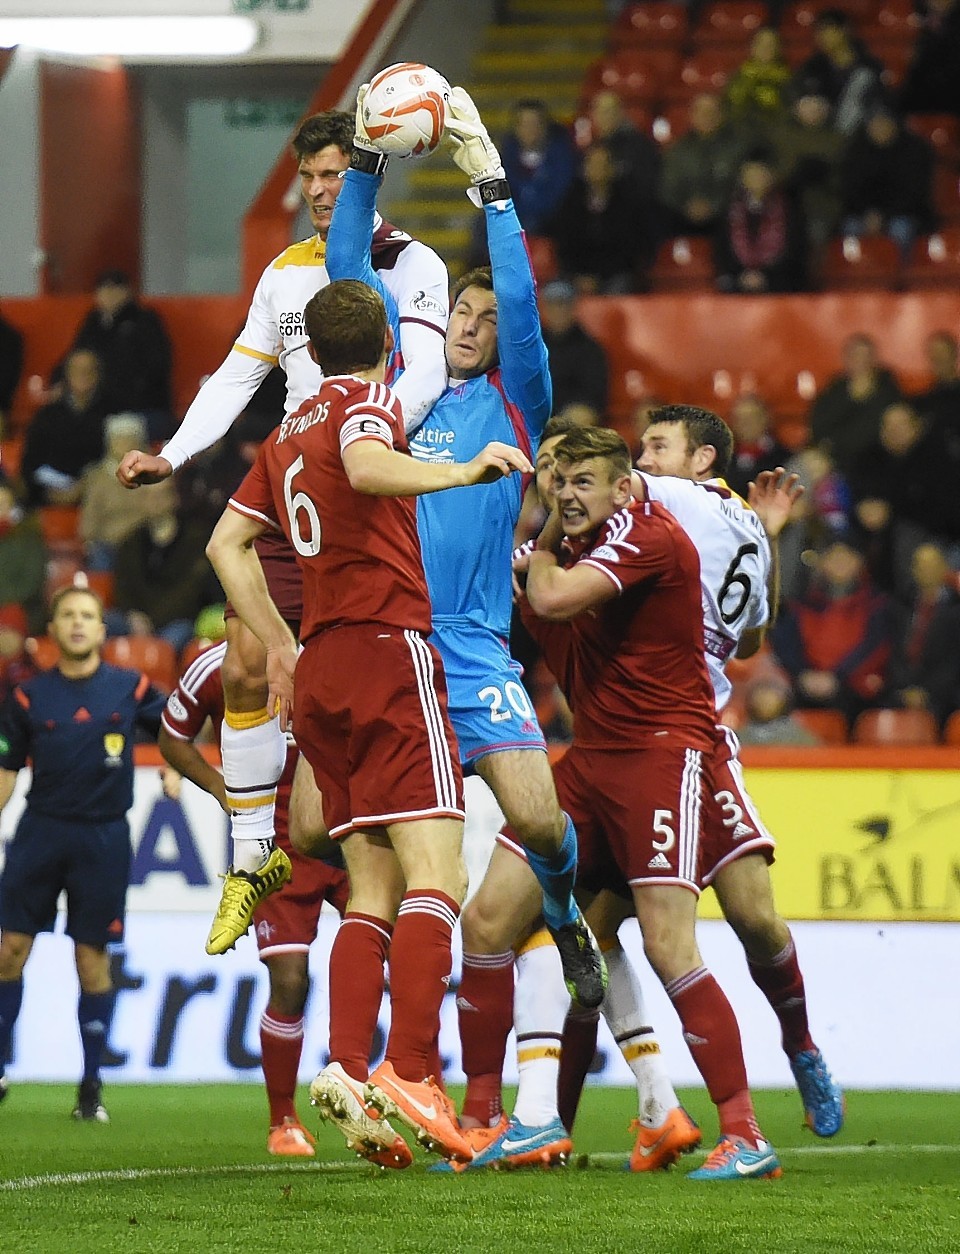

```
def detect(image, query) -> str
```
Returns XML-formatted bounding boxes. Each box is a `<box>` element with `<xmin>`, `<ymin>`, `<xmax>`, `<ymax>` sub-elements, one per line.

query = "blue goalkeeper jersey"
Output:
<box><xmin>328</xmin><ymin>170</ymin><xmax>551</xmax><ymax>639</ymax></box>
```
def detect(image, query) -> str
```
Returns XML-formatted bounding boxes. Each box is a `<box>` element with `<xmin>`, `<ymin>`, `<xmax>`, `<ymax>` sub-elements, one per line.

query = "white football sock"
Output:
<box><xmin>512</xmin><ymin>934</ymin><xmax>568</xmax><ymax>1127</ymax></box>
<box><xmin>603</xmin><ymin>944</ymin><xmax>679</xmax><ymax>1129</ymax></box>
<box><xmin>221</xmin><ymin>707</ymin><xmax>286</xmax><ymax>872</ymax></box>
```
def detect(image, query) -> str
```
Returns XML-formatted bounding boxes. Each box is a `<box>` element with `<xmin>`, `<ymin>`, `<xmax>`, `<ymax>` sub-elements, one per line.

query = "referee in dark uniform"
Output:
<box><xmin>0</xmin><ymin>585</ymin><xmax>166</xmax><ymax>1121</ymax></box>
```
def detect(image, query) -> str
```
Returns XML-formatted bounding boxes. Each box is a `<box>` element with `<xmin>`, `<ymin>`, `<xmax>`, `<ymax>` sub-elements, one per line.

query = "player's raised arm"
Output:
<box><xmin>324</xmin><ymin>89</ymin><xmax>448</xmax><ymax>434</ymax></box>
<box><xmin>446</xmin><ymin>87</ymin><xmax>551</xmax><ymax>442</ymax></box>
<box><xmin>117</xmin><ymin>281</ymin><xmax>279</xmax><ymax>488</ymax></box>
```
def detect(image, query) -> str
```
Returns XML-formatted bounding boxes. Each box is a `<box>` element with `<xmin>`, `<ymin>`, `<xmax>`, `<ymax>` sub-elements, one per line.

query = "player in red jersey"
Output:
<box><xmin>158</xmin><ymin>639</ymin><xmax>351</xmax><ymax>1158</ymax></box>
<box><xmin>504</xmin><ymin>426</ymin><xmax>782</xmax><ymax>1181</ymax></box>
<box><xmin>205</xmin><ymin>278</ymin><xmax>532</xmax><ymax>1166</ymax></box>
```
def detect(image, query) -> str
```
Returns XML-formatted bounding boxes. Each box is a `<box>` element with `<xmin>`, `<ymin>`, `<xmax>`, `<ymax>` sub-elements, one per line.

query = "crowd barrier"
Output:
<box><xmin>2</xmin><ymin>754</ymin><xmax>958</xmax><ymax>1089</ymax></box>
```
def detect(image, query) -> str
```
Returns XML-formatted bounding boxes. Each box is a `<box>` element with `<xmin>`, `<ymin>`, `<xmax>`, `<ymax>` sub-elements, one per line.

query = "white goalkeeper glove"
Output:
<box><xmin>351</xmin><ymin>82</ymin><xmax>389</xmax><ymax>176</ymax></box>
<box><xmin>445</xmin><ymin>86</ymin><xmax>509</xmax><ymax>206</ymax></box>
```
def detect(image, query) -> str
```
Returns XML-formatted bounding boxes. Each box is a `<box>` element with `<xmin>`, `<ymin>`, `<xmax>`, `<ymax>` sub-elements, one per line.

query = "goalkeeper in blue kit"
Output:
<box><xmin>327</xmin><ymin>85</ymin><xmax>606</xmax><ymax>1125</ymax></box>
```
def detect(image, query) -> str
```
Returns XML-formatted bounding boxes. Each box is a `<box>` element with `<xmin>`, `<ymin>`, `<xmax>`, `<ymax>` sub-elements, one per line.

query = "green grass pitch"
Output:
<box><xmin>1</xmin><ymin>1085</ymin><xmax>958</xmax><ymax>1253</ymax></box>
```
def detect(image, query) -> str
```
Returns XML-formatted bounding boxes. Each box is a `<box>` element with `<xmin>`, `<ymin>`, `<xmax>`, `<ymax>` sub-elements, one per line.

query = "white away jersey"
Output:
<box><xmin>636</xmin><ymin>473</ymin><xmax>771</xmax><ymax>711</ymax></box>
<box><xmin>236</xmin><ymin>225</ymin><xmax>448</xmax><ymax>418</ymax></box>
<box><xmin>162</xmin><ymin>220</ymin><xmax>447</xmax><ymax>471</ymax></box>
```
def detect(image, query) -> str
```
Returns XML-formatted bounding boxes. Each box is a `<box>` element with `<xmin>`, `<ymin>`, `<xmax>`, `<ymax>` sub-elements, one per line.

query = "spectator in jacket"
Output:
<box><xmin>79</xmin><ymin>413</ymin><xmax>173</xmax><ymax>572</ymax></box>
<box><xmin>899</xmin><ymin>0</ymin><xmax>960</xmax><ymax>118</ymax></box>
<box><xmin>108</xmin><ymin>501</ymin><xmax>219</xmax><ymax>655</ymax></box>
<box><xmin>850</xmin><ymin>401</ymin><xmax>960</xmax><ymax>594</ymax></box>
<box><xmin>20</xmin><ymin>349</ymin><xmax>111</xmax><ymax>508</ymax></box>
<box><xmin>660</xmin><ymin>93</ymin><xmax>747</xmax><ymax>235</ymax></box>
<box><xmin>68</xmin><ymin>270</ymin><xmax>174</xmax><ymax>439</ymax></box>
<box><xmin>725</xmin><ymin>394</ymin><xmax>793</xmax><ymax>498</ymax></box>
<box><xmin>547</xmin><ymin>141</ymin><xmax>647</xmax><ymax>292</ymax></box>
<box><xmin>767</xmin><ymin>88</ymin><xmax>845</xmax><ymax>250</ymax></box>
<box><xmin>500</xmin><ymin>99</ymin><xmax>578</xmax><ymax>235</ymax></box>
<box><xmin>724</xmin><ymin>28</ymin><xmax>793</xmax><ymax>132</ymax></box>
<box><xmin>808</xmin><ymin>333</ymin><xmax>901</xmax><ymax>475</ymax></box>
<box><xmin>714</xmin><ymin>149</ymin><xmax>807</xmax><ymax>293</ymax></box>
<box><xmin>0</xmin><ymin>481</ymin><xmax>47</xmax><ymax>636</ymax></box>
<box><xmin>772</xmin><ymin>530</ymin><xmax>894</xmax><ymax>729</ymax></box>
<box><xmin>883</xmin><ymin>542</ymin><xmax>960</xmax><ymax>730</ymax></box>
<box><xmin>913</xmin><ymin>331</ymin><xmax>960</xmax><ymax>453</ymax></box>
<box><xmin>0</xmin><ymin>308</ymin><xmax>24</xmax><ymax>438</ymax></box>
<box><xmin>587</xmin><ymin>90</ymin><xmax>662</xmax><ymax>220</ymax></box>
<box><xmin>538</xmin><ymin>279</ymin><xmax>609</xmax><ymax>417</ymax></box>
<box><xmin>840</xmin><ymin>108</ymin><xmax>936</xmax><ymax>259</ymax></box>
<box><xmin>794</xmin><ymin>8</ymin><xmax>886</xmax><ymax>136</ymax></box>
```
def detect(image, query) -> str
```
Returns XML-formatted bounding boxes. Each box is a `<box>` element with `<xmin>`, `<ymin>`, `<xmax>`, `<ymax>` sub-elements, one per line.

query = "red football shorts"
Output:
<box><xmin>294</xmin><ymin>624</ymin><xmax>464</xmax><ymax>839</ymax></box>
<box><xmin>699</xmin><ymin>725</ymin><xmax>775</xmax><ymax>887</ymax></box>
<box><xmin>552</xmin><ymin>743</ymin><xmax>710</xmax><ymax>896</ymax></box>
<box><xmin>224</xmin><ymin>530</ymin><xmax>303</xmax><ymax>625</ymax></box>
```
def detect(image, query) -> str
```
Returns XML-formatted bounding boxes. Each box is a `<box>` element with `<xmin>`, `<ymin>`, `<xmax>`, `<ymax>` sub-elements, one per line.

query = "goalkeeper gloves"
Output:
<box><xmin>445</xmin><ymin>86</ymin><xmax>510</xmax><ymax>207</ymax></box>
<box><xmin>351</xmin><ymin>83</ymin><xmax>389</xmax><ymax>177</ymax></box>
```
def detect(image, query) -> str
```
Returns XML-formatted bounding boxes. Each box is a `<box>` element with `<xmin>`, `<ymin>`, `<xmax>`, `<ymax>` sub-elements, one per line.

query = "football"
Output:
<box><xmin>361</xmin><ymin>61</ymin><xmax>451</xmax><ymax>158</ymax></box>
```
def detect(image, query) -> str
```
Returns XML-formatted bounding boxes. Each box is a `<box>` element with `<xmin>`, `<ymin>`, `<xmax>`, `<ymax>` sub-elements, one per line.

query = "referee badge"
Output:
<box><xmin>103</xmin><ymin>733</ymin><xmax>125</xmax><ymax>766</ymax></box>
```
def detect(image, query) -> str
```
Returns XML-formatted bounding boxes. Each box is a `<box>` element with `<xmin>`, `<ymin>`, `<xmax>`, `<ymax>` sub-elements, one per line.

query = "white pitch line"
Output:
<box><xmin>2</xmin><ymin>1144</ymin><xmax>959</xmax><ymax>1192</ymax></box>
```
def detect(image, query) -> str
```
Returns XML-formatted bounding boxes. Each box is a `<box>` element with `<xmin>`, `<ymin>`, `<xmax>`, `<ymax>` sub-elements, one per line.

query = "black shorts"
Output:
<box><xmin>0</xmin><ymin>811</ymin><xmax>131</xmax><ymax>947</ymax></box>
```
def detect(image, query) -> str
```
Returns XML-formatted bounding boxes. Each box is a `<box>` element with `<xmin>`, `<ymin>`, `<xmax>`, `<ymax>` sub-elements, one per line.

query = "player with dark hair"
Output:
<box><xmin>205</xmin><ymin>278</ymin><xmax>532</xmax><ymax>1167</ymax></box>
<box><xmin>327</xmin><ymin>93</ymin><xmax>607</xmax><ymax>1166</ymax></box>
<box><xmin>0</xmin><ymin>586</ymin><xmax>166</xmax><ymax>1121</ymax></box>
<box><xmin>158</xmin><ymin>640</ymin><xmax>350</xmax><ymax>1158</ymax></box>
<box><xmin>116</xmin><ymin>110</ymin><xmax>450</xmax><ymax>959</ymax></box>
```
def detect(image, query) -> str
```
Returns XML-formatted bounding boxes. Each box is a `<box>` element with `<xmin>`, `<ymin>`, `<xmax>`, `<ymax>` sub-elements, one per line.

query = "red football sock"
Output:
<box><xmin>666</xmin><ymin>966</ymin><xmax>761</xmax><ymax>1145</ymax></box>
<box><xmin>386</xmin><ymin>891</ymin><xmax>460</xmax><ymax>1083</ymax></box>
<box><xmin>328</xmin><ymin>912</ymin><xmax>392</xmax><ymax>1082</ymax></box>
<box><xmin>260</xmin><ymin>1009</ymin><xmax>304</xmax><ymax>1127</ymax></box>
<box><xmin>747</xmin><ymin>934</ymin><xmax>816</xmax><ymax>1059</ymax></box>
<box><xmin>558</xmin><ymin>1005</ymin><xmax>600</xmax><ymax>1134</ymax></box>
<box><xmin>458</xmin><ymin>950</ymin><xmax>515</xmax><ymax>1126</ymax></box>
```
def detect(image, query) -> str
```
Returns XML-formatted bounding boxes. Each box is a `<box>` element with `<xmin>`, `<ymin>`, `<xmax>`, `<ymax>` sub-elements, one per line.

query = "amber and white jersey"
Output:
<box><xmin>162</xmin><ymin>220</ymin><xmax>448</xmax><ymax>472</ymax></box>
<box><xmin>635</xmin><ymin>472</ymin><xmax>771</xmax><ymax>712</ymax></box>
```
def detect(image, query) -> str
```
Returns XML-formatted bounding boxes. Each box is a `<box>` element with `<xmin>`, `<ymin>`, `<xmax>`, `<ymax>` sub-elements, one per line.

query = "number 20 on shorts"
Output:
<box><xmin>478</xmin><ymin>681</ymin><xmax>534</xmax><ymax>724</ymax></box>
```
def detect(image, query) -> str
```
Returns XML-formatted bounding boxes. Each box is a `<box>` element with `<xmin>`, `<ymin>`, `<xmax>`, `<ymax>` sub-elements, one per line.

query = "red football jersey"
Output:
<box><xmin>161</xmin><ymin>640</ymin><xmax>227</xmax><ymax>742</ymax></box>
<box><xmin>526</xmin><ymin>499</ymin><xmax>717</xmax><ymax>751</ymax></box>
<box><xmin>229</xmin><ymin>375</ymin><xmax>432</xmax><ymax>643</ymax></box>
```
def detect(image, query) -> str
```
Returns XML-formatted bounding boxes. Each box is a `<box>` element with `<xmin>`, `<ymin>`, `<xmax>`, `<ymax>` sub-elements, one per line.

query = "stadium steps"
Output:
<box><xmin>483</xmin><ymin>23</ymin><xmax>608</xmax><ymax>52</ymax></box>
<box><xmin>379</xmin><ymin>0</ymin><xmax>608</xmax><ymax>277</ymax></box>
<box><xmin>472</xmin><ymin>50</ymin><xmax>601</xmax><ymax>81</ymax></box>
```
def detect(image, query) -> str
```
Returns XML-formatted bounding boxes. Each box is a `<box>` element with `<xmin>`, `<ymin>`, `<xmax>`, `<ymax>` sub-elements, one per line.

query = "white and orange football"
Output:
<box><xmin>361</xmin><ymin>62</ymin><xmax>451</xmax><ymax>158</ymax></box>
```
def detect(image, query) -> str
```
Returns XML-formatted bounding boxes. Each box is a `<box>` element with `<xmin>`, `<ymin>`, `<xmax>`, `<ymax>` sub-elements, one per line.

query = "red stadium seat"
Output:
<box><xmin>852</xmin><ymin>708</ymin><xmax>938</xmax><ymax>746</ymax></box>
<box><xmin>649</xmin><ymin>236</ymin><xmax>715</xmax><ymax>291</ymax></box>
<box><xmin>665</xmin><ymin>50</ymin><xmax>741</xmax><ymax>104</ymax></box>
<box><xmin>902</xmin><ymin>229</ymin><xmax>960</xmax><ymax>289</ymax></box>
<box><xmin>819</xmin><ymin>235</ymin><xmax>901</xmax><ymax>290</ymax></box>
<box><xmin>932</xmin><ymin>165</ymin><xmax>960</xmax><ymax>223</ymax></box>
<box><xmin>942</xmin><ymin>710</ymin><xmax>960</xmax><ymax>746</ymax></box>
<box><xmin>25</xmin><ymin>635</ymin><xmax>60</xmax><ymax>669</ymax></box>
<box><xmin>527</xmin><ymin>235</ymin><xmax>559</xmax><ymax>285</ymax></box>
<box><xmin>906</xmin><ymin>114</ymin><xmax>960</xmax><ymax>167</ymax></box>
<box><xmin>583</xmin><ymin>51</ymin><xmax>678</xmax><ymax>108</ymax></box>
<box><xmin>694</xmin><ymin>2</ymin><xmax>769</xmax><ymax>48</ymax></box>
<box><xmin>38</xmin><ymin>505</ymin><xmax>80</xmax><ymax>545</ymax></box>
<box><xmin>611</xmin><ymin>3</ymin><xmax>689</xmax><ymax>50</ymax></box>
<box><xmin>102</xmin><ymin>635</ymin><xmax>179</xmax><ymax>693</ymax></box>
<box><xmin>84</xmin><ymin>570</ymin><xmax>115</xmax><ymax>609</ymax></box>
<box><xmin>793</xmin><ymin>708</ymin><xmax>848</xmax><ymax>744</ymax></box>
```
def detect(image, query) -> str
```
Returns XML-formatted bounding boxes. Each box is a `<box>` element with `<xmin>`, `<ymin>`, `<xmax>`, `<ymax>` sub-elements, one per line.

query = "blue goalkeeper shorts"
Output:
<box><xmin>430</xmin><ymin>620</ymin><xmax>547</xmax><ymax>771</ymax></box>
